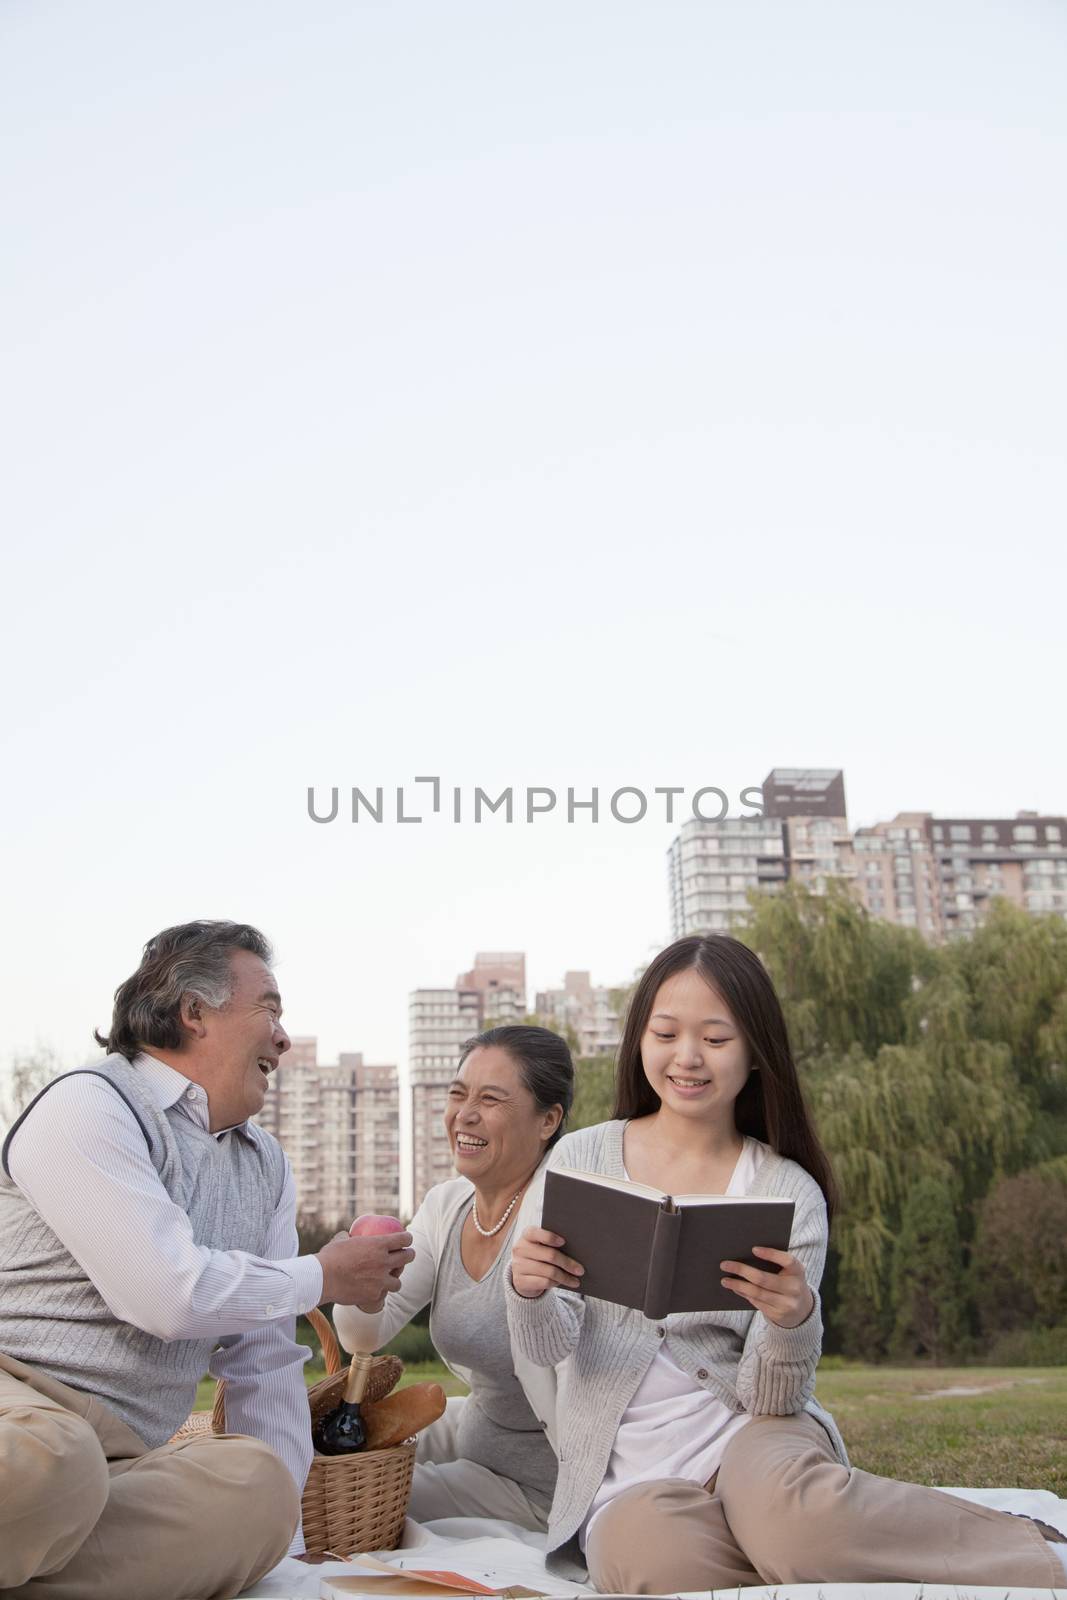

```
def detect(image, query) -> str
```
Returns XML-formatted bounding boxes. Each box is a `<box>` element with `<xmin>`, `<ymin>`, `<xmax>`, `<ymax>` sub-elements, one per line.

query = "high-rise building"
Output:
<box><xmin>344</xmin><ymin>1056</ymin><xmax>402</xmax><ymax>1221</ymax></box>
<box><xmin>852</xmin><ymin>812</ymin><xmax>944</xmax><ymax>940</ymax></box>
<box><xmin>256</xmin><ymin>1039</ymin><xmax>399</xmax><ymax>1225</ymax></box>
<box><xmin>668</xmin><ymin>769</ymin><xmax>852</xmax><ymax>939</ymax></box>
<box><xmin>669</xmin><ymin>767</ymin><xmax>1067</xmax><ymax>945</ymax></box>
<box><xmin>762</xmin><ymin>768</ymin><xmax>848</xmax><ymax>821</ymax></box>
<box><xmin>410</xmin><ymin>952</ymin><xmax>529</xmax><ymax>1207</ymax></box>
<box><xmin>409</xmin><ymin>988</ymin><xmax>482</xmax><ymax>1205</ymax></box>
<box><xmin>668</xmin><ymin>812</ymin><xmax>787</xmax><ymax>936</ymax></box>
<box><xmin>456</xmin><ymin>952</ymin><xmax>527</xmax><ymax>1023</ymax></box>
<box><xmin>927</xmin><ymin>811</ymin><xmax>1067</xmax><ymax>935</ymax></box>
<box><xmin>534</xmin><ymin>970</ymin><xmax>623</xmax><ymax>1058</ymax></box>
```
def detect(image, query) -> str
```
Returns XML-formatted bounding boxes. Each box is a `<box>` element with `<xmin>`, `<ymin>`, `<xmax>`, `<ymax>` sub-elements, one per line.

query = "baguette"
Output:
<box><xmin>361</xmin><ymin>1381</ymin><xmax>447</xmax><ymax>1450</ymax></box>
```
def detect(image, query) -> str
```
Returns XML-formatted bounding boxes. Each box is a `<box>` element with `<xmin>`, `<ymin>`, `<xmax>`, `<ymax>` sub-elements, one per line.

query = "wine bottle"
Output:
<box><xmin>313</xmin><ymin>1351</ymin><xmax>374</xmax><ymax>1455</ymax></box>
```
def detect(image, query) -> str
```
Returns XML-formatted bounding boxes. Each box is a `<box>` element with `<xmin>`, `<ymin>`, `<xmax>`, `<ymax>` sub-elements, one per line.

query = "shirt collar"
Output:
<box><xmin>132</xmin><ymin>1052</ymin><xmax>261</xmax><ymax>1145</ymax></box>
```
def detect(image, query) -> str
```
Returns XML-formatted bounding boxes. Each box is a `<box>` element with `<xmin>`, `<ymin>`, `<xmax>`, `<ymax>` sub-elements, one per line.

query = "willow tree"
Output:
<box><xmin>736</xmin><ymin>884</ymin><xmax>1038</xmax><ymax>1353</ymax></box>
<box><xmin>891</xmin><ymin>1175</ymin><xmax>967</xmax><ymax>1363</ymax></box>
<box><xmin>807</xmin><ymin>976</ymin><xmax>1030</xmax><ymax>1352</ymax></box>
<box><xmin>738</xmin><ymin>879</ymin><xmax>932</xmax><ymax>1062</ymax></box>
<box><xmin>949</xmin><ymin>899</ymin><xmax>1067</xmax><ymax>1079</ymax></box>
<box><xmin>947</xmin><ymin>901</ymin><xmax>1067</xmax><ymax>1163</ymax></box>
<box><xmin>569</xmin><ymin>1053</ymin><xmax>616</xmax><ymax>1132</ymax></box>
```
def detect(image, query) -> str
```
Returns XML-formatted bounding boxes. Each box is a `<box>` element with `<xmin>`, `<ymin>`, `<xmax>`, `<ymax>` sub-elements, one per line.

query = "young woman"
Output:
<box><xmin>335</xmin><ymin>1024</ymin><xmax>573</xmax><ymax>1532</ymax></box>
<box><xmin>507</xmin><ymin>935</ymin><xmax>1064</xmax><ymax>1591</ymax></box>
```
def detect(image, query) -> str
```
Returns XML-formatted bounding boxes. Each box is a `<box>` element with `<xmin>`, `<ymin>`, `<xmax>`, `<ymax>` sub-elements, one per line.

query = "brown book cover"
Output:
<box><xmin>540</xmin><ymin>1168</ymin><xmax>795</xmax><ymax>1319</ymax></box>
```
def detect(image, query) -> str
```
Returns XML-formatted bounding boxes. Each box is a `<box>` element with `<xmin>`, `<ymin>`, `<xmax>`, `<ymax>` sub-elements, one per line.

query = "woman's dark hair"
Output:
<box><xmin>613</xmin><ymin>935</ymin><xmax>837</xmax><ymax>1217</ymax></box>
<box><xmin>95</xmin><ymin>921</ymin><xmax>274</xmax><ymax>1061</ymax></box>
<box><xmin>458</xmin><ymin>1024</ymin><xmax>574</xmax><ymax>1149</ymax></box>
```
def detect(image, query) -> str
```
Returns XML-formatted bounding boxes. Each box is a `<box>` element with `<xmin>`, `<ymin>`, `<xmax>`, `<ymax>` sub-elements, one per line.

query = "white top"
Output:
<box><xmin>581</xmin><ymin>1136</ymin><xmax>768</xmax><ymax>1547</ymax></box>
<box><xmin>5</xmin><ymin>1053</ymin><xmax>324</xmax><ymax>1554</ymax></box>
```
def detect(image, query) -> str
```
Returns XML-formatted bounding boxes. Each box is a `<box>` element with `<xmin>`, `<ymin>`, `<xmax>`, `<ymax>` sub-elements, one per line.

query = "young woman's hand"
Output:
<box><xmin>511</xmin><ymin>1226</ymin><xmax>585</xmax><ymax>1299</ymax></box>
<box><xmin>719</xmin><ymin>1246</ymin><xmax>815</xmax><ymax>1328</ymax></box>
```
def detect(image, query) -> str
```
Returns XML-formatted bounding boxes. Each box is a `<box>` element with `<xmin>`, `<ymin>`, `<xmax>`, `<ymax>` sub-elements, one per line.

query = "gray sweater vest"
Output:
<box><xmin>0</xmin><ymin>1055</ymin><xmax>287</xmax><ymax>1446</ymax></box>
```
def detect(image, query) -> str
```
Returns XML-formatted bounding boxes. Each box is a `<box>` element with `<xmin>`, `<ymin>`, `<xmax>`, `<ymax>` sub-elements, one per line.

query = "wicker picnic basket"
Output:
<box><xmin>174</xmin><ymin>1307</ymin><xmax>416</xmax><ymax>1557</ymax></box>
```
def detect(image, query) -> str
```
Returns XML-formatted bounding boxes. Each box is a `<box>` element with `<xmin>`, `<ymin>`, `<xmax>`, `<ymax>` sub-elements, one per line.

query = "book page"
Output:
<box><xmin>552</xmin><ymin>1167</ymin><xmax>667</xmax><ymax>1202</ymax></box>
<box><xmin>673</xmin><ymin>1192</ymin><xmax>786</xmax><ymax>1206</ymax></box>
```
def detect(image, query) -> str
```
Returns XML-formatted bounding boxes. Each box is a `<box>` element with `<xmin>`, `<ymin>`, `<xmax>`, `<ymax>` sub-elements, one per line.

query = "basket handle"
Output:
<box><xmin>212</xmin><ymin>1305</ymin><xmax>344</xmax><ymax>1433</ymax></box>
<box><xmin>308</xmin><ymin>1305</ymin><xmax>343</xmax><ymax>1375</ymax></box>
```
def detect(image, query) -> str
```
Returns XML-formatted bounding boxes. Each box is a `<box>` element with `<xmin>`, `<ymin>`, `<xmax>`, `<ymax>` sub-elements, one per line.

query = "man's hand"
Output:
<box><xmin>317</xmin><ymin>1230</ymin><xmax>414</xmax><ymax>1308</ymax></box>
<box><xmin>511</xmin><ymin>1226</ymin><xmax>585</xmax><ymax>1299</ymax></box>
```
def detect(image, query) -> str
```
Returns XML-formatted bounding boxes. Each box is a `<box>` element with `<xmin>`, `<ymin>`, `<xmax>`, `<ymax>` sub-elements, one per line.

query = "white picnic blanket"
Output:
<box><xmin>240</xmin><ymin>1487</ymin><xmax>1067</xmax><ymax>1600</ymax></box>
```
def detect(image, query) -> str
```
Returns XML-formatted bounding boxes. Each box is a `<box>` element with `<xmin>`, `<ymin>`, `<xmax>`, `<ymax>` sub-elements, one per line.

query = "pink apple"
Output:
<box><xmin>350</xmin><ymin>1213</ymin><xmax>405</xmax><ymax>1237</ymax></box>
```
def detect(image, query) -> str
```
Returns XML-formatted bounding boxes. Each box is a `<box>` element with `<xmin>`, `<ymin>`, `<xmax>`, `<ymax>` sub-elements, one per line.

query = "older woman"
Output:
<box><xmin>334</xmin><ymin>1024</ymin><xmax>573</xmax><ymax>1532</ymax></box>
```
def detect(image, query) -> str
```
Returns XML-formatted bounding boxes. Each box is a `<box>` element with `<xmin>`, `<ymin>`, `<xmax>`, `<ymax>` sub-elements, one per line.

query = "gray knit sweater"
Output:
<box><xmin>504</xmin><ymin>1120</ymin><xmax>848</xmax><ymax>1567</ymax></box>
<box><xmin>0</xmin><ymin>1056</ymin><xmax>288</xmax><ymax>1446</ymax></box>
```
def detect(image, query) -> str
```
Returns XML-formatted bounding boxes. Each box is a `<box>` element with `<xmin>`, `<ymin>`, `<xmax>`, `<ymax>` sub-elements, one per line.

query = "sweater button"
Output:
<box><xmin>697</xmin><ymin>1368</ymin><xmax>709</xmax><ymax>1380</ymax></box>
<box><xmin>656</xmin><ymin>1326</ymin><xmax>666</xmax><ymax>1338</ymax></box>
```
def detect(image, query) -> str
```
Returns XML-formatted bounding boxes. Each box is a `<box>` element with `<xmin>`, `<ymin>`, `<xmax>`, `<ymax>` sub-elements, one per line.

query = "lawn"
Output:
<box><xmin>191</xmin><ymin>1360</ymin><xmax>1067</xmax><ymax>1496</ymax></box>
<box><xmin>813</xmin><ymin>1362</ymin><xmax>1067</xmax><ymax>1496</ymax></box>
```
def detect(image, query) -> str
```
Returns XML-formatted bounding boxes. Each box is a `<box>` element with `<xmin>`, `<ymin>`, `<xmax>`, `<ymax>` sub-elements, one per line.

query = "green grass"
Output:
<box><xmin>191</xmin><ymin>1360</ymin><xmax>1067</xmax><ymax>1495</ymax></box>
<box><xmin>813</xmin><ymin>1363</ymin><xmax>1067</xmax><ymax>1496</ymax></box>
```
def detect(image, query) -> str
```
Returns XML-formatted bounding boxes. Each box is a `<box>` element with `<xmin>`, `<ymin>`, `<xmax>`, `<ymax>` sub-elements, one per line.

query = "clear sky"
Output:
<box><xmin>2</xmin><ymin>1</ymin><xmax>1065</xmax><ymax>1085</ymax></box>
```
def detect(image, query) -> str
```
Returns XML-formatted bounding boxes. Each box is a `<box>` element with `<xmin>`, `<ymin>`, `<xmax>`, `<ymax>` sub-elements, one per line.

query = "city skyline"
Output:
<box><xmin>4</xmin><ymin>769</ymin><xmax>1067</xmax><ymax>1089</ymax></box>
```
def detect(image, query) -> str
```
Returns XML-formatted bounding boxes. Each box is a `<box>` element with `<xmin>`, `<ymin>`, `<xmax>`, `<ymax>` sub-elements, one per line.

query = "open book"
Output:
<box><xmin>540</xmin><ymin>1167</ymin><xmax>795</xmax><ymax>1320</ymax></box>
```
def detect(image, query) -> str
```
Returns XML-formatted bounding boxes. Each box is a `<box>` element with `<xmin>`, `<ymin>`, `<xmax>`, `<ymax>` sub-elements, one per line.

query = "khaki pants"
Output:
<box><xmin>584</xmin><ymin>1411</ymin><xmax>1063</xmax><ymax>1593</ymax></box>
<box><xmin>0</xmin><ymin>1352</ymin><xmax>300</xmax><ymax>1600</ymax></box>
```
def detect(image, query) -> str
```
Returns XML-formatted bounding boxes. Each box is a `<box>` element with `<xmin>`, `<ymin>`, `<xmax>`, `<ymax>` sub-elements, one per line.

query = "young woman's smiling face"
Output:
<box><xmin>640</xmin><ymin>966</ymin><xmax>752</xmax><ymax>1121</ymax></box>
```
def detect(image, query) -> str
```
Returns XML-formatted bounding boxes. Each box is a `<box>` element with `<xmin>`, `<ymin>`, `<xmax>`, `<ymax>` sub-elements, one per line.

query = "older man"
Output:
<box><xmin>0</xmin><ymin>920</ymin><xmax>414</xmax><ymax>1600</ymax></box>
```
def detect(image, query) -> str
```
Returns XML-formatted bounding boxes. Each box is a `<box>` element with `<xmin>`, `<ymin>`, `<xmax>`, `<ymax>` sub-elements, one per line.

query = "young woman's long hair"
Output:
<box><xmin>613</xmin><ymin>934</ymin><xmax>837</xmax><ymax>1218</ymax></box>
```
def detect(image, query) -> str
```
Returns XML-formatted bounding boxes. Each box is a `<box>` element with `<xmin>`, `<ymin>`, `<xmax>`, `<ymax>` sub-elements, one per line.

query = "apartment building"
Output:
<box><xmin>534</xmin><ymin>970</ymin><xmax>623</xmax><ymax>1058</ymax></box>
<box><xmin>852</xmin><ymin>812</ymin><xmax>944</xmax><ymax>940</ymax></box>
<box><xmin>669</xmin><ymin>813</ymin><xmax>786</xmax><ymax>936</ymax></box>
<box><xmin>256</xmin><ymin>1039</ymin><xmax>399</xmax><ymax>1225</ymax></box>
<box><xmin>344</xmin><ymin>1056</ymin><xmax>403</xmax><ymax>1221</ymax></box>
<box><xmin>669</xmin><ymin>762</ymin><xmax>1067</xmax><ymax>945</ymax></box>
<box><xmin>928</xmin><ymin>811</ymin><xmax>1067</xmax><ymax>935</ymax></box>
<box><xmin>668</xmin><ymin>767</ymin><xmax>848</xmax><ymax>937</ymax></box>
<box><xmin>456</xmin><ymin>952</ymin><xmax>527</xmax><ymax>1023</ymax></box>
<box><xmin>409</xmin><ymin>987</ymin><xmax>482</xmax><ymax>1204</ymax></box>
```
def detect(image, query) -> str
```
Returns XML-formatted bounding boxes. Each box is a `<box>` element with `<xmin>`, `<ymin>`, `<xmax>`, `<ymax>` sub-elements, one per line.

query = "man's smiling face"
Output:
<box><xmin>197</xmin><ymin>948</ymin><xmax>291</xmax><ymax>1128</ymax></box>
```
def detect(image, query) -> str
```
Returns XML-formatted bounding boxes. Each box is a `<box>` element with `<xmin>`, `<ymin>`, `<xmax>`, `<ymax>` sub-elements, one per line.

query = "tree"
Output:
<box><xmin>0</xmin><ymin>1047</ymin><xmax>64</xmax><ymax>1130</ymax></box>
<box><xmin>890</xmin><ymin>1174</ymin><xmax>967</xmax><ymax>1363</ymax></box>
<box><xmin>949</xmin><ymin>900</ymin><xmax>1067</xmax><ymax>1092</ymax></box>
<box><xmin>736</xmin><ymin>886</ymin><xmax>1034</xmax><ymax>1353</ymax></box>
<box><xmin>738</xmin><ymin>880</ymin><xmax>933</xmax><ymax>1063</ymax></box>
<box><xmin>569</xmin><ymin>1054</ymin><xmax>616</xmax><ymax>1132</ymax></box>
<box><xmin>947</xmin><ymin>901</ymin><xmax>1067</xmax><ymax>1162</ymax></box>
<box><xmin>973</xmin><ymin>1157</ymin><xmax>1067</xmax><ymax>1335</ymax></box>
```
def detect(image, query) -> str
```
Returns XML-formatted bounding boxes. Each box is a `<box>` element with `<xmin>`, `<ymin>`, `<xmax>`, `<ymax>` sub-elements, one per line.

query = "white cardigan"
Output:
<box><xmin>332</xmin><ymin>1162</ymin><xmax>559</xmax><ymax>1452</ymax></box>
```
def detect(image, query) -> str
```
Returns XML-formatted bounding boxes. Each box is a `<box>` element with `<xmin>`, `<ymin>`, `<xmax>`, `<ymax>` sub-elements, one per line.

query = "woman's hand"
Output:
<box><xmin>719</xmin><ymin>1246</ymin><xmax>815</xmax><ymax>1328</ymax></box>
<box><xmin>511</xmin><ymin>1226</ymin><xmax>585</xmax><ymax>1299</ymax></box>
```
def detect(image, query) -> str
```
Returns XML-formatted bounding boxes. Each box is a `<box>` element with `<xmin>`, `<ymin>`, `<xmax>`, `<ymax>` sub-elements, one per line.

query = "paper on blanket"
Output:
<box><xmin>322</xmin><ymin>1553</ymin><xmax>548</xmax><ymax>1596</ymax></box>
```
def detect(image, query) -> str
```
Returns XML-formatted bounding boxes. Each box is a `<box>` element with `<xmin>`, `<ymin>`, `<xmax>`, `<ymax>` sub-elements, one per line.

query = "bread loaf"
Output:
<box><xmin>362</xmin><ymin>1381</ymin><xmax>447</xmax><ymax>1450</ymax></box>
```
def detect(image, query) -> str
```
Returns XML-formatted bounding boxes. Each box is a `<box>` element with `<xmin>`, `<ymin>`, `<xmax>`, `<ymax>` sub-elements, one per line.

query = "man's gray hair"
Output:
<box><xmin>95</xmin><ymin>921</ymin><xmax>274</xmax><ymax>1061</ymax></box>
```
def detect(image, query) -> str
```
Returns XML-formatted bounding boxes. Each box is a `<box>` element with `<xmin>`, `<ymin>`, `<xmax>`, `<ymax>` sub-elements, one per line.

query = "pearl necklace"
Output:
<box><xmin>471</xmin><ymin>1188</ymin><xmax>524</xmax><ymax>1238</ymax></box>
